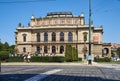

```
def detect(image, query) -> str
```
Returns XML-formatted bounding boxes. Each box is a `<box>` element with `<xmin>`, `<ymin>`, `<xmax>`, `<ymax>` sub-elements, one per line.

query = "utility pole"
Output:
<box><xmin>0</xmin><ymin>39</ymin><xmax>1</xmax><ymax>73</ymax></box>
<box><xmin>88</xmin><ymin>0</ymin><xmax>92</xmax><ymax>64</ymax></box>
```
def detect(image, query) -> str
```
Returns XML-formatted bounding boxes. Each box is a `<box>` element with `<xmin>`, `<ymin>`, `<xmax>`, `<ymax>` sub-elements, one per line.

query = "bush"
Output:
<box><xmin>0</xmin><ymin>51</ymin><xmax>9</xmax><ymax>61</ymax></box>
<box><xmin>7</xmin><ymin>56</ymin><xmax>23</xmax><ymax>62</ymax></box>
<box><xmin>94</xmin><ymin>57</ymin><xmax>111</xmax><ymax>62</ymax></box>
<box><xmin>31</xmin><ymin>56</ymin><xmax>65</xmax><ymax>62</ymax></box>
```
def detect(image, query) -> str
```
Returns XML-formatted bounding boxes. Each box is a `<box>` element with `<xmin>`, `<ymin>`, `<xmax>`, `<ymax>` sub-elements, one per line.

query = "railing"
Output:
<box><xmin>17</xmin><ymin>40</ymin><xmax>81</xmax><ymax>44</ymax></box>
<box><xmin>17</xmin><ymin>40</ymin><xmax>102</xmax><ymax>44</ymax></box>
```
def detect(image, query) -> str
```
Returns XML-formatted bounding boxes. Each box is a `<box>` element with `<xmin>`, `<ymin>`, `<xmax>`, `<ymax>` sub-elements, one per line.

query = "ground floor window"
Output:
<box><xmin>44</xmin><ymin>46</ymin><xmax>48</xmax><ymax>53</ymax></box>
<box><xmin>52</xmin><ymin>46</ymin><xmax>56</xmax><ymax>53</ymax></box>
<box><xmin>36</xmin><ymin>46</ymin><xmax>40</xmax><ymax>54</ymax></box>
<box><xmin>23</xmin><ymin>47</ymin><xmax>26</xmax><ymax>52</ymax></box>
<box><xmin>60</xmin><ymin>46</ymin><xmax>64</xmax><ymax>54</ymax></box>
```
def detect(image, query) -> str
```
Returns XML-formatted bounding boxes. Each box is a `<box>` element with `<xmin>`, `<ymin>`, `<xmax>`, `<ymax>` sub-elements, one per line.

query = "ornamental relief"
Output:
<box><xmin>35</xmin><ymin>18</ymin><xmax>81</xmax><ymax>26</ymax></box>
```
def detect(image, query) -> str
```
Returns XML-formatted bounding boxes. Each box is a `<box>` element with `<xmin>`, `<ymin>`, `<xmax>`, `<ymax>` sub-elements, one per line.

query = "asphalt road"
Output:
<box><xmin>0</xmin><ymin>63</ymin><xmax>120</xmax><ymax>81</ymax></box>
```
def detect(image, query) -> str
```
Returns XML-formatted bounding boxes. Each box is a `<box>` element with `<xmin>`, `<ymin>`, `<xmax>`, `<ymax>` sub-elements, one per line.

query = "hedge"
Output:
<box><xmin>7</xmin><ymin>56</ymin><xmax>23</xmax><ymax>62</ymax></box>
<box><xmin>6</xmin><ymin>56</ymin><xmax>82</xmax><ymax>62</ymax></box>
<box><xmin>31</xmin><ymin>56</ymin><xmax>65</xmax><ymax>62</ymax></box>
<box><xmin>6</xmin><ymin>56</ymin><xmax>65</xmax><ymax>62</ymax></box>
<box><xmin>94</xmin><ymin>57</ymin><xmax>111</xmax><ymax>62</ymax></box>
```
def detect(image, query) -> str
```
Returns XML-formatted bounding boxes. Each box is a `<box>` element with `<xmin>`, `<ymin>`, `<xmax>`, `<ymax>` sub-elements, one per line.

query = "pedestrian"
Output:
<box><xmin>23</xmin><ymin>53</ymin><xmax>27</xmax><ymax>62</ymax></box>
<box><xmin>27</xmin><ymin>52</ymin><xmax>31</xmax><ymax>63</ymax></box>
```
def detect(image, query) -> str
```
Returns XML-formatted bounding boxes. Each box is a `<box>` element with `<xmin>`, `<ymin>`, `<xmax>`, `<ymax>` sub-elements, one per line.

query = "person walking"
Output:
<box><xmin>23</xmin><ymin>53</ymin><xmax>27</xmax><ymax>62</ymax></box>
<box><xmin>27</xmin><ymin>52</ymin><xmax>31</xmax><ymax>63</ymax></box>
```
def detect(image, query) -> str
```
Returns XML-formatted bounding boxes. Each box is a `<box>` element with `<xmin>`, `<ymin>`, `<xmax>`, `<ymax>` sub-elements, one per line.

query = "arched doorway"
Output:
<box><xmin>60</xmin><ymin>46</ymin><xmax>64</xmax><ymax>54</ymax></box>
<box><xmin>102</xmin><ymin>48</ymin><xmax>109</xmax><ymax>57</ymax></box>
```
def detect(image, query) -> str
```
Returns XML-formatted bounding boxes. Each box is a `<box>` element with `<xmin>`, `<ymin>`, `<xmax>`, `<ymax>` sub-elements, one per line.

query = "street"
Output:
<box><xmin>0</xmin><ymin>63</ymin><xmax>120</xmax><ymax>81</ymax></box>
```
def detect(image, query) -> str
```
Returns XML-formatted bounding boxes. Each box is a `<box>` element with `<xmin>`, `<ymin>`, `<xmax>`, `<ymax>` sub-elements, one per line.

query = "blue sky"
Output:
<box><xmin>0</xmin><ymin>0</ymin><xmax>120</xmax><ymax>45</ymax></box>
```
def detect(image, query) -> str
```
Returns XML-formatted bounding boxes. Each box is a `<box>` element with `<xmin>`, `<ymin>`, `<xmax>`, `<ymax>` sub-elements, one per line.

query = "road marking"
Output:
<box><xmin>24</xmin><ymin>69</ymin><xmax>62</xmax><ymax>81</ymax></box>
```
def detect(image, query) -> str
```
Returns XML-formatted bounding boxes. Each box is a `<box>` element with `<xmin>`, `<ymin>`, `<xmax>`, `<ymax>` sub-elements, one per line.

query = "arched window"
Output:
<box><xmin>60</xmin><ymin>32</ymin><xmax>64</xmax><ymax>41</ymax></box>
<box><xmin>44</xmin><ymin>32</ymin><xmax>48</xmax><ymax>42</ymax></box>
<box><xmin>52</xmin><ymin>46</ymin><xmax>56</xmax><ymax>53</ymax></box>
<box><xmin>44</xmin><ymin>46</ymin><xmax>48</xmax><ymax>53</ymax></box>
<box><xmin>23</xmin><ymin>47</ymin><xmax>26</xmax><ymax>52</ymax></box>
<box><xmin>36</xmin><ymin>46</ymin><xmax>40</xmax><ymax>54</ymax></box>
<box><xmin>60</xmin><ymin>46</ymin><xmax>64</xmax><ymax>54</ymax></box>
<box><xmin>52</xmin><ymin>32</ymin><xmax>56</xmax><ymax>41</ymax></box>
<box><xmin>23</xmin><ymin>34</ymin><xmax>27</xmax><ymax>42</ymax></box>
<box><xmin>68</xmin><ymin>32</ymin><xmax>73</xmax><ymax>41</ymax></box>
<box><xmin>36</xmin><ymin>33</ymin><xmax>40</xmax><ymax>42</ymax></box>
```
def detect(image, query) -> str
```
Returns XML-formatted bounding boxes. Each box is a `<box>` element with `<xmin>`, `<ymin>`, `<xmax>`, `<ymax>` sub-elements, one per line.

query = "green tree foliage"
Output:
<box><xmin>0</xmin><ymin>42</ymin><xmax>3</xmax><ymax>51</ymax></box>
<box><xmin>72</xmin><ymin>47</ymin><xmax>78</xmax><ymax>61</ymax></box>
<box><xmin>65</xmin><ymin>44</ymin><xmax>78</xmax><ymax>62</ymax></box>
<box><xmin>0</xmin><ymin>42</ymin><xmax>15</xmax><ymax>53</ymax></box>
<box><xmin>0</xmin><ymin>42</ymin><xmax>15</xmax><ymax>61</ymax></box>
<box><xmin>65</xmin><ymin>44</ymin><xmax>72</xmax><ymax>62</ymax></box>
<box><xmin>117</xmin><ymin>48</ymin><xmax>120</xmax><ymax>58</ymax></box>
<box><xmin>9</xmin><ymin>45</ymin><xmax>15</xmax><ymax>54</ymax></box>
<box><xmin>0</xmin><ymin>51</ymin><xmax>9</xmax><ymax>61</ymax></box>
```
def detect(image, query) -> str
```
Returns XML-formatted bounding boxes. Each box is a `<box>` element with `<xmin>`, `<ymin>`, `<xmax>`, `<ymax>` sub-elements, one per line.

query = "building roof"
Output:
<box><xmin>111</xmin><ymin>43</ymin><xmax>120</xmax><ymax>48</ymax></box>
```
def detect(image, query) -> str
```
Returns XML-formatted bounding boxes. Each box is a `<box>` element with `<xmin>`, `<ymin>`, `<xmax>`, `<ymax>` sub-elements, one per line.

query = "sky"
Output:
<box><xmin>0</xmin><ymin>0</ymin><xmax>120</xmax><ymax>45</ymax></box>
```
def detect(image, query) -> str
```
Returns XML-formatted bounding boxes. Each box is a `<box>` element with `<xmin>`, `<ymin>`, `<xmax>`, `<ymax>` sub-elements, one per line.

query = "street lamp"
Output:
<box><xmin>0</xmin><ymin>55</ymin><xmax>1</xmax><ymax>72</ymax></box>
<box><xmin>88</xmin><ymin>0</ymin><xmax>92</xmax><ymax>64</ymax></box>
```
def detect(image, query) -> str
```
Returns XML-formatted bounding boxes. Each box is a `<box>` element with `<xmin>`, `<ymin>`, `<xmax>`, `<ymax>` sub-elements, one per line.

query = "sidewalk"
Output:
<box><xmin>1</xmin><ymin>62</ymin><xmax>99</xmax><ymax>66</ymax></box>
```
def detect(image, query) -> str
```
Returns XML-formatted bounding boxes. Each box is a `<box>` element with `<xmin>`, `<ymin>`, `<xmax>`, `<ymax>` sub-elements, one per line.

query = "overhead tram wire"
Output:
<box><xmin>92</xmin><ymin>0</ymin><xmax>108</xmax><ymax>15</ymax></box>
<box><xmin>0</xmin><ymin>0</ymin><xmax>56</xmax><ymax>4</ymax></box>
<box><xmin>92</xmin><ymin>0</ymin><xmax>117</xmax><ymax>15</ymax></box>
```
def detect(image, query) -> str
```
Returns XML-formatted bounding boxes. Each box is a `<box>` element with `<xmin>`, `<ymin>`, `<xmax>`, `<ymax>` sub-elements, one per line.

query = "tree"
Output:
<box><xmin>72</xmin><ymin>47</ymin><xmax>78</xmax><ymax>61</ymax></box>
<box><xmin>65</xmin><ymin>44</ymin><xmax>72</xmax><ymax>62</ymax></box>
<box><xmin>117</xmin><ymin>48</ymin><xmax>120</xmax><ymax>58</ymax></box>
<box><xmin>9</xmin><ymin>45</ymin><xmax>15</xmax><ymax>54</ymax></box>
<box><xmin>0</xmin><ymin>42</ymin><xmax>3</xmax><ymax>51</ymax></box>
<box><xmin>65</xmin><ymin>44</ymin><xmax>78</xmax><ymax>62</ymax></box>
<box><xmin>3</xmin><ymin>42</ymin><xmax>9</xmax><ymax>51</ymax></box>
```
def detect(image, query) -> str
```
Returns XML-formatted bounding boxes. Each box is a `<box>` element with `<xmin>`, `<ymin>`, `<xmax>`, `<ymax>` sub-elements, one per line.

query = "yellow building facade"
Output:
<box><xmin>15</xmin><ymin>12</ymin><xmax>111</xmax><ymax>59</ymax></box>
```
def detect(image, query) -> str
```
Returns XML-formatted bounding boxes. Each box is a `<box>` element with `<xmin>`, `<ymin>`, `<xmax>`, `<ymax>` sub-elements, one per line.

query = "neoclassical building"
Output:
<box><xmin>15</xmin><ymin>12</ymin><xmax>111</xmax><ymax>59</ymax></box>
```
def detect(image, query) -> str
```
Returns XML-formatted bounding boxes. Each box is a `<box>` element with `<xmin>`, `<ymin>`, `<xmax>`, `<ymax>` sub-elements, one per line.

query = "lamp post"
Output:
<box><xmin>0</xmin><ymin>55</ymin><xmax>1</xmax><ymax>72</ymax></box>
<box><xmin>88</xmin><ymin>0</ymin><xmax>92</xmax><ymax>64</ymax></box>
